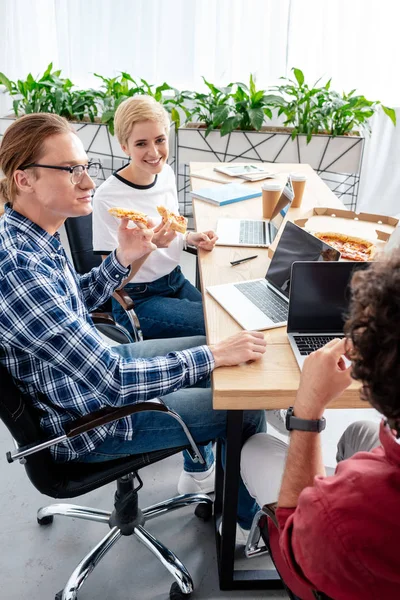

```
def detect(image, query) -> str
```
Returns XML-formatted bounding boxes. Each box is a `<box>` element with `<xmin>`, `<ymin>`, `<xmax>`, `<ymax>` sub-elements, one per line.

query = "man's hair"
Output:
<box><xmin>0</xmin><ymin>113</ymin><xmax>74</xmax><ymax>206</ymax></box>
<box><xmin>114</xmin><ymin>95</ymin><xmax>170</xmax><ymax>148</ymax></box>
<box><xmin>345</xmin><ymin>249</ymin><xmax>400</xmax><ymax>427</ymax></box>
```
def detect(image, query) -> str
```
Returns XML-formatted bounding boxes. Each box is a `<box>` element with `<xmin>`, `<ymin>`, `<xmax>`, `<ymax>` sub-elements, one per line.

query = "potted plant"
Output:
<box><xmin>176</xmin><ymin>69</ymin><xmax>396</xmax><ymax>210</ymax></box>
<box><xmin>0</xmin><ymin>64</ymin><xmax>188</xmax><ymax>181</ymax></box>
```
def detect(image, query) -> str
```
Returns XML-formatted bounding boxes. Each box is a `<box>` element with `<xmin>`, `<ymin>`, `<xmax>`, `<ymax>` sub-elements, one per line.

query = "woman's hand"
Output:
<box><xmin>151</xmin><ymin>219</ymin><xmax>177</xmax><ymax>248</ymax></box>
<box><xmin>116</xmin><ymin>217</ymin><xmax>157</xmax><ymax>267</ymax></box>
<box><xmin>187</xmin><ymin>230</ymin><xmax>218</xmax><ymax>251</ymax></box>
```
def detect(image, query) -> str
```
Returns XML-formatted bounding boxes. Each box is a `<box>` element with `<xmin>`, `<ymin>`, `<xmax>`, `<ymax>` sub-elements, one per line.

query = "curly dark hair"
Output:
<box><xmin>344</xmin><ymin>249</ymin><xmax>400</xmax><ymax>428</ymax></box>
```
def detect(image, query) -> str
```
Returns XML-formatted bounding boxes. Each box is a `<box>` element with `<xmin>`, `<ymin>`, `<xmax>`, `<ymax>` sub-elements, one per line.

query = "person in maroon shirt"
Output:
<box><xmin>241</xmin><ymin>250</ymin><xmax>400</xmax><ymax>600</ymax></box>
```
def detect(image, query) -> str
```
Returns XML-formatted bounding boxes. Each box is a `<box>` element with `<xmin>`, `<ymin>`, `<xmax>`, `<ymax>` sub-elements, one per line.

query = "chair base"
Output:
<box><xmin>38</xmin><ymin>487</ymin><xmax>213</xmax><ymax>600</ymax></box>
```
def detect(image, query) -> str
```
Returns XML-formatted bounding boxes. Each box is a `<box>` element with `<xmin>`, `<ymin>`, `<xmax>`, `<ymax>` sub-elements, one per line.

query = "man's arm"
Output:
<box><xmin>278</xmin><ymin>338</ymin><xmax>352</xmax><ymax>508</ymax></box>
<box><xmin>1</xmin><ymin>267</ymin><xmax>268</xmax><ymax>409</ymax></box>
<box><xmin>101</xmin><ymin>252</ymin><xmax>151</xmax><ymax>288</ymax></box>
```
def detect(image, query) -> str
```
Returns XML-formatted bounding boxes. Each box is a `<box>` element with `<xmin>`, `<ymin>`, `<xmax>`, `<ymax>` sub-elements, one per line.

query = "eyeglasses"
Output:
<box><xmin>20</xmin><ymin>162</ymin><xmax>101</xmax><ymax>185</ymax></box>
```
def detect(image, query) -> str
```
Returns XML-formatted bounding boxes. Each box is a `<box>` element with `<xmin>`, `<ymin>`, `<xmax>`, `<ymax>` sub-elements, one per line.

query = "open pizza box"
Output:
<box><xmin>268</xmin><ymin>207</ymin><xmax>398</xmax><ymax>259</ymax></box>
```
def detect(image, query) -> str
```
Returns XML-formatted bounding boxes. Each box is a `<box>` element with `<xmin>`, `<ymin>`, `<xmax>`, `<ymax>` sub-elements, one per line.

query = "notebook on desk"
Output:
<box><xmin>207</xmin><ymin>222</ymin><xmax>341</xmax><ymax>331</ymax></box>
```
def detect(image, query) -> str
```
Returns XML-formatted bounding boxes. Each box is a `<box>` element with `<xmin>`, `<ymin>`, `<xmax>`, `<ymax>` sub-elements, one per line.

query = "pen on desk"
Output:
<box><xmin>230</xmin><ymin>255</ymin><xmax>258</xmax><ymax>266</ymax></box>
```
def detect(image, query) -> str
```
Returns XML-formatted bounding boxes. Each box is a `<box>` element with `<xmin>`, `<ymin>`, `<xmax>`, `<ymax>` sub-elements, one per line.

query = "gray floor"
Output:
<box><xmin>0</xmin><ymin>248</ymin><xmax>382</xmax><ymax>600</ymax></box>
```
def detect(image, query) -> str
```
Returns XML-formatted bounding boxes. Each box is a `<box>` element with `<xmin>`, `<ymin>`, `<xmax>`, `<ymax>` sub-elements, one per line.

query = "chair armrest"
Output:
<box><xmin>113</xmin><ymin>288</ymin><xmax>135</xmax><ymax>311</ymax></box>
<box><xmin>112</xmin><ymin>289</ymin><xmax>143</xmax><ymax>342</ymax></box>
<box><xmin>183</xmin><ymin>246</ymin><xmax>197</xmax><ymax>257</ymax></box>
<box><xmin>91</xmin><ymin>312</ymin><xmax>118</xmax><ymax>326</ymax></box>
<box><xmin>7</xmin><ymin>399</ymin><xmax>205</xmax><ymax>466</ymax></box>
<box><xmin>64</xmin><ymin>400</ymin><xmax>168</xmax><ymax>438</ymax></box>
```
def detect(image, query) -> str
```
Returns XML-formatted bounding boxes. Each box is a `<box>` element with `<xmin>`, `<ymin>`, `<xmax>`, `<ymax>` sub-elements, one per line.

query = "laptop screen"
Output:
<box><xmin>287</xmin><ymin>261</ymin><xmax>371</xmax><ymax>333</ymax></box>
<box><xmin>265</xmin><ymin>222</ymin><xmax>340</xmax><ymax>298</ymax></box>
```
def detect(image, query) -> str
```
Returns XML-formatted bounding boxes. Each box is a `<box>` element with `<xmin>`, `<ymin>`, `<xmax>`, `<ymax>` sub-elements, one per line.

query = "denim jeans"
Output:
<box><xmin>112</xmin><ymin>266</ymin><xmax>205</xmax><ymax>340</ymax></box>
<box><xmin>78</xmin><ymin>336</ymin><xmax>266</xmax><ymax>529</ymax></box>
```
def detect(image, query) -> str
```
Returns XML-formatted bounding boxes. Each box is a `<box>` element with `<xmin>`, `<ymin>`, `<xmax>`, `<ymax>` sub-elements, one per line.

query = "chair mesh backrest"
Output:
<box><xmin>64</xmin><ymin>214</ymin><xmax>101</xmax><ymax>275</ymax></box>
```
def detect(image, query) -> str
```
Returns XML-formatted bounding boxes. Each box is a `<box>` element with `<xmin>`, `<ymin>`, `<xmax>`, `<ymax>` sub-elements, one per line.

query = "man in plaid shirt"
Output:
<box><xmin>0</xmin><ymin>113</ymin><xmax>266</xmax><ymax>530</ymax></box>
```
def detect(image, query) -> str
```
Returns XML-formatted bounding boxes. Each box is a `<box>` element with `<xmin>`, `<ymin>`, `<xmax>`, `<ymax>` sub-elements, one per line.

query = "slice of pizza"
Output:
<box><xmin>108</xmin><ymin>207</ymin><xmax>148</xmax><ymax>228</ymax></box>
<box><xmin>157</xmin><ymin>205</ymin><xmax>188</xmax><ymax>234</ymax></box>
<box><xmin>314</xmin><ymin>232</ymin><xmax>375</xmax><ymax>262</ymax></box>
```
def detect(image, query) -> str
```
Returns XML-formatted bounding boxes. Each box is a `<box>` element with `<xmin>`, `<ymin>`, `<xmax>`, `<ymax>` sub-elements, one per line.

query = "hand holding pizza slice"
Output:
<box><xmin>108</xmin><ymin>207</ymin><xmax>149</xmax><ymax>229</ymax></box>
<box><xmin>157</xmin><ymin>205</ymin><xmax>188</xmax><ymax>234</ymax></box>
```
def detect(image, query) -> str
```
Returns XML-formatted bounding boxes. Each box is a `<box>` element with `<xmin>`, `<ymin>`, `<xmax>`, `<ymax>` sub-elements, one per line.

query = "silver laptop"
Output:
<box><xmin>207</xmin><ymin>221</ymin><xmax>341</xmax><ymax>331</ymax></box>
<box><xmin>215</xmin><ymin>177</ymin><xmax>294</xmax><ymax>248</ymax></box>
<box><xmin>287</xmin><ymin>261</ymin><xmax>371</xmax><ymax>369</ymax></box>
<box><xmin>216</xmin><ymin>209</ymin><xmax>286</xmax><ymax>248</ymax></box>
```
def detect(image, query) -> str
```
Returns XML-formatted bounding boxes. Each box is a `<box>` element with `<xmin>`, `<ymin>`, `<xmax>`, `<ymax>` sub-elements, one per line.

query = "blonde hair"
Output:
<box><xmin>114</xmin><ymin>95</ymin><xmax>170</xmax><ymax>147</ymax></box>
<box><xmin>0</xmin><ymin>113</ymin><xmax>74</xmax><ymax>205</ymax></box>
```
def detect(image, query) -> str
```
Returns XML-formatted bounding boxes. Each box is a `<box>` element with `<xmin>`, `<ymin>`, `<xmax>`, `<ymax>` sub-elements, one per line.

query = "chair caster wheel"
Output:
<box><xmin>170</xmin><ymin>582</ymin><xmax>192</xmax><ymax>599</ymax></box>
<box><xmin>37</xmin><ymin>515</ymin><xmax>54</xmax><ymax>526</ymax></box>
<box><xmin>55</xmin><ymin>591</ymin><xmax>77</xmax><ymax>600</ymax></box>
<box><xmin>195</xmin><ymin>502</ymin><xmax>212</xmax><ymax>521</ymax></box>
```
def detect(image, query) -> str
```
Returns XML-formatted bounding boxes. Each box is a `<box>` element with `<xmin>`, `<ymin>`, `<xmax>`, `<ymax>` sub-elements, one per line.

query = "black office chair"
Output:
<box><xmin>64</xmin><ymin>214</ymin><xmax>143</xmax><ymax>345</ymax></box>
<box><xmin>64</xmin><ymin>213</ymin><xmax>201</xmax><ymax>345</ymax></box>
<box><xmin>0</xmin><ymin>364</ymin><xmax>213</xmax><ymax>600</ymax></box>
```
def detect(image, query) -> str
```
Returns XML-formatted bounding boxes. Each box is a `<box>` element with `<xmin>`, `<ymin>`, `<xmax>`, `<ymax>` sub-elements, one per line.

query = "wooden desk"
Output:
<box><xmin>191</xmin><ymin>162</ymin><xmax>364</xmax><ymax>410</ymax></box>
<box><xmin>190</xmin><ymin>162</ymin><xmax>365</xmax><ymax>592</ymax></box>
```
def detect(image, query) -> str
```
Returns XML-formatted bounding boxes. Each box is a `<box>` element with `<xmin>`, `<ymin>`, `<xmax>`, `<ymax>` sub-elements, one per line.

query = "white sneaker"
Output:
<box><xmin>218</xmin><ymin>520</ymin><xmax>250</xmax><ymax>546</ymax></box>
<box><xmin>266</xmin><ymin>409</ymin><xmax>288</xmax><ymax>436</ymax></box>
<box><xmin>177</xmin><ymin>463</ymin><xmax>215</xmax><ymax>494</ymax></box>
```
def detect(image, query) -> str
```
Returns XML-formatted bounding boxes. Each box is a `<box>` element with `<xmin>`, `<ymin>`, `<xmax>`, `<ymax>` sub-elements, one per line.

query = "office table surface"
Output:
<box><xmin>190</xmin><ymin>162</ymin><xmax>364</xmax><ymax>410</ymax></box>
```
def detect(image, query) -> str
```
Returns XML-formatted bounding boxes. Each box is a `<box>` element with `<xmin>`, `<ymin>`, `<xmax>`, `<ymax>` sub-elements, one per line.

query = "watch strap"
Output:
<box><xmin>286</xmin><ymin>406</ymin><xmax>326</xmax><ymax>433</ymax></box>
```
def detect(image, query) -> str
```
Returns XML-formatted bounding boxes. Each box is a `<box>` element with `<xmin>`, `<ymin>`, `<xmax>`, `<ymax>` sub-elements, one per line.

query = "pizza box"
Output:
<box><xmin>295</xmin><ymin>207</ymin><xmax>398</xmax><ymax>240</ymax></box>
<box><xmin>268</xmin><ymin>207</ymin><xmax>398</xmax><ymax>258</ymax></box>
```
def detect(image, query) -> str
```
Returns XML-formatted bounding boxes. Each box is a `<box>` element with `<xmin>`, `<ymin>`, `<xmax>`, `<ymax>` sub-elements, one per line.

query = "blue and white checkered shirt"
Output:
<box><xmin>0</xmin><ymin>206</ymin><xmax>214</xmax><ymax>462</ymax></box>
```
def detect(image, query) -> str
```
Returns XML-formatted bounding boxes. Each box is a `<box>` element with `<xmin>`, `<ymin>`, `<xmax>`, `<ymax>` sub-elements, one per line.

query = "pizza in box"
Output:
<box><xmin>314</xmin><ymin>232</ymin><xmax>375</xmax><ymax>262</ymax></box>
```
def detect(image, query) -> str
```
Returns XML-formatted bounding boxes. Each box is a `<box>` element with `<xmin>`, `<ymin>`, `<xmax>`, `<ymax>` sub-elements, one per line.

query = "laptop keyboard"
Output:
<box><xmin>239</xmin><ymin>221</ymin><xmax>266</xmax><ymax>245</ymax></box>
<box><xmin>234</xmin><ymin>281</ymin><xmax>288</xmax><ymax>323</ymax></box>
<box><xmin>293</xmin><ymin>335</ymin><xmax>344</xmax><ymax>355</ymax></box>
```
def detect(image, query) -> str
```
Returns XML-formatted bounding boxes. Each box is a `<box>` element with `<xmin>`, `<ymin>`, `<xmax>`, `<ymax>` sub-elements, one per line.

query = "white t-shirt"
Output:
<box><xmin>92</xmin><ymin>164</ymin><xmax>183</xmax><ymax>283</ymax></box>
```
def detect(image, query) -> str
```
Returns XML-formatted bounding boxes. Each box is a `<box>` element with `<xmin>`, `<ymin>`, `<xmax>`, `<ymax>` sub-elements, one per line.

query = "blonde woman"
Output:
<box><xmin>93</xmin><ymin>95</ymin><xmax>218</xmax><ymax>341</ymax></box>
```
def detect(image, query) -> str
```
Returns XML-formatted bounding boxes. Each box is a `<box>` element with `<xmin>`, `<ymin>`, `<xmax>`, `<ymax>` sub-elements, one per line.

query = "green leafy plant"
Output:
<box><xmin>188</xmin><ymin>77</ymin><xmax>232</xmax><ymax>136</ymax></box>
<box><xmin>321</xmin><ymin>89</ymin><xmax>396</xmax><ymax>136</ymax></box>
<box><xmin>94</xmin><ymin>72</ymin><xmax>187</xmax><ymax>135</ymax></box>
<box><xmin>271</xmin><ymin>67</ymin><xmax>396</xmax><ymax>142</ymax></box>
<box><xmin>0</xmin><ymin>62</ymin><xmax>99</xmax><ymax>122</ymax></box>
<box><xmin>220</xmin><ymin>74</ymin><xmax>284</xmax><ymax>136</ymax></box>
<box><xmin>187</xmin><ymin>75</ymin><xmax>283</xmax><ymax>137</ymax></box>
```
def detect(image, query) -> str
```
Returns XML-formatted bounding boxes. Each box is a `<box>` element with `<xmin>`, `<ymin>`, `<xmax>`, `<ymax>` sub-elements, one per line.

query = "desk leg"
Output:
<box><xmin>215</xmin><ymin>410</ymin><xmax>243</xmax><ymax>589</ymax></box>
<box><xmin>214</xmin><ymin>410</ymin><xmax>284</xmax><ymax>591</ymax></box>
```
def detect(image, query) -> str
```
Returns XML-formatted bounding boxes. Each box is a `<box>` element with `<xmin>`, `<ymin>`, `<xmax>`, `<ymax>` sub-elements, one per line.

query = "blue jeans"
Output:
<box><xmin>78</xmin><ymin>336</ymin><xmax>266</xmax><ymax>529</ymax></box>
<box><xmin>112</xmin><ymin>266</ymin><xmax>205</xmax><ymax>340</ymax></box>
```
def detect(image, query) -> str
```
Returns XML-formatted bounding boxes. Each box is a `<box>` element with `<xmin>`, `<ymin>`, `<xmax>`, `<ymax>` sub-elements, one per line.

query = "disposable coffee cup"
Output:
<box><xmin>290</xmin><ymin>172</ymin><xmax>307</xmax><ymax>208</ymax></box>
<box><xmin>261</xmin><ymin>181</ymin><xmax>283</xmax><ymax>219</ymax></box>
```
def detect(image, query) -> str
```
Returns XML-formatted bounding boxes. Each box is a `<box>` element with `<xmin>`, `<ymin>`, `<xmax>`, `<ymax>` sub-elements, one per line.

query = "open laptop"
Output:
<box><xmin>207</xmin><ymin>221</ymin><xmax>341</xmax><ymax>331</ymax></box>
<box><xmin>287</xmin><ymin>261</ymin><xmax>371</xmax><ymax>369</ymax></box>
<box><xmin>215</xmin><ymin>177</ymin><xmax>294</xmax><ymax>248</ymax></box>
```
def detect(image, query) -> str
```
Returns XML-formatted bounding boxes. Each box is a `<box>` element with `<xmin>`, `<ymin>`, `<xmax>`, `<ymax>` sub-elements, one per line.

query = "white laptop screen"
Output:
<box><xmin>287</xmin><ymin>261</ymin><xmax>371</xmax><ymax>333</ymax></box>
<box><xmin>265</xmin><ymin>222</ymin><xmax>341</xmax><ymax>298</ymax></box>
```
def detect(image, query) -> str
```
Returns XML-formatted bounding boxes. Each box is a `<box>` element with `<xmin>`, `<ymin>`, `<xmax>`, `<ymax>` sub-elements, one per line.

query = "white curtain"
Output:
<box><xmin>0</xmin><ymin>0</ymin><xmax>399</xmax><ymax>214</ymax></box>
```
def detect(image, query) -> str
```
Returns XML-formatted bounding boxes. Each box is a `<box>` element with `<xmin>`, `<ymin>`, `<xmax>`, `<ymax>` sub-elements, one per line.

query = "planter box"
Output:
<box><xmin>0</xmin><ymin>117</ymin><xmax>176</xmax><ymax>183</ymax></box>
<box><xmin>176</xmin><ymin>126</ymin><xmax>365</xmax><ymax>216</ymax></box>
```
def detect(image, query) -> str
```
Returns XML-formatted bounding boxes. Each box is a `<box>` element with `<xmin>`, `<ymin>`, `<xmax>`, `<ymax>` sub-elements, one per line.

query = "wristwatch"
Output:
<box><xmin>285</xmin><ymin>406</ymin><xmax>326</xmax><ymax>433</ymax></box>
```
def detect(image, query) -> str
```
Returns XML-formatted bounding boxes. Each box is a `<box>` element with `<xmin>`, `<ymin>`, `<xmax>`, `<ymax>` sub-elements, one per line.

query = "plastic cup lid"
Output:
<box><xmin>290</xmin><ymin>172</ymin><xmax>307</xmax><ymax>181</ymax></box>
<box><xmin>262</xmin><ymin>181</ymin><xmax>282</xmax><ymax>191</ymax></box>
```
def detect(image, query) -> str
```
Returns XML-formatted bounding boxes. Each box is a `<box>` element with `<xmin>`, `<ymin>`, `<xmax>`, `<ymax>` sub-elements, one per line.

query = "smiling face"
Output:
<box><xmin>121</xmin><ymin>120</ymin><xmax>169</xmax><ymax>185</ymax></box>
<box><xmin>13</xmin><ymin>132</ymin><xmax>96</xmax><ymax>234</ymax></box>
